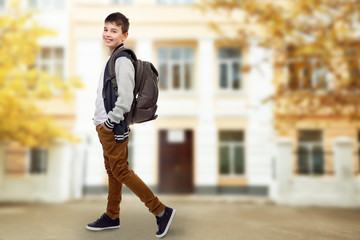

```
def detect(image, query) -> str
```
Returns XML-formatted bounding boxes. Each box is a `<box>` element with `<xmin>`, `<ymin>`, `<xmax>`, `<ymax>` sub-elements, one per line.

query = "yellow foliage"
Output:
<box><xmin>200</xmin><ymin>0</ymin><xmax>360</xmax><ymax>130</ymax></box>
<box><xmin>0</xmin><ymin>2</ymin><xmax>83</xmax><ymax>148</ymax></box>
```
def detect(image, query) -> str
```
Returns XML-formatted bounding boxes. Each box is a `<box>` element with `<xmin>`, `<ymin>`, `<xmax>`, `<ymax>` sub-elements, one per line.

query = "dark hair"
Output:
<box><xmin>105</xmin><ymin>12</ymin><xmax>129</xmax><ymax>33</ymax></box>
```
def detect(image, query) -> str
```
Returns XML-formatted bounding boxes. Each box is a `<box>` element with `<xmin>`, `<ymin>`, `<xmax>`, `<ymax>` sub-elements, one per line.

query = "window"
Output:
<box><xmin>158</xmin><ymin>47</ymin><xmax>194</xmax><ymax>91</ymax></box>
<box><xmin>29</xmin><ymin>148</ymin><xmax>47</xmax><ymax>174</ymax></box>
<box><xmin>218</xmin><ymin>47</ymin><xmax>242</xmax><ymax>91</ymax></box>
<box><xmin>287</xmin><ymin>46</ymin><xmax>328</xmax><ymax>90</ymax></box>
<box><xmin>157</xmin><ymin>0</ymin><xmax>194</xmax><ymax>4</ymax></box>
<box><xmin>37</xmin><ymin>47</ymin><xmax>64</xmax><ymax>78</ymax></box>
<box><xmin>345</xmin><ymin>44</ymin><xmax>360</xmax><ymax>88</ymax></box>
<box><xmin>28</xmin><ymin>0</ymin><xmax>65</xmax><ymax>8</ymax></box>
<box><xmin>219</xmin><ymin>131</ymin><xmax>245</xmax><ymax>176</ymax></box>
<box><xmin>297</xmin><ymin>130</ymin><xmax>324</xmax><ymax>175</ymax></box>
<box><xmin>0</xmin><ymin>0</ymin><xmax>5</xmax><ymax>7</ymax></box>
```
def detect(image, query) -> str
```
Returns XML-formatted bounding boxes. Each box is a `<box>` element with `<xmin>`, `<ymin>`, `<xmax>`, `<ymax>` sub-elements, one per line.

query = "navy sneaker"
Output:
<box><xmin>155</xmin><ymin>207</ymin><xmax>176</xmax><ymax>238</ymax></box>
<box><xmin>86</xmin><ymin>213</ymin><xmax>120</xmax><ymax>231</ymax></box>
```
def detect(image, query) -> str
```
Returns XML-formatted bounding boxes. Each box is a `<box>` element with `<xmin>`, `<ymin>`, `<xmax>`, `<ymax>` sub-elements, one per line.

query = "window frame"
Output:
<box><xmin>36</xmin><ymin>46</ymin><xmax>65</xmax><ymax>79</ymax></box>
<box><xmin>28</xmin><ymin>148</ymin><xmax>48</xmax><ymax>175</ymax></box>
<box><xmin>217</xmin><ymin>47</ymin><xmax>242</xmax><ymax>92</ymax></box>
<box><xmin>218</xmin><ymin>130</ymin><xmax>246</xmax><ymax>177</ymax></box>
<box><xmin>345</xmin><ymin>43</ymin><xmax>360</xmax><ymax>88</ymax></box>
<box><xmin>297</xmin><ymin>130</ymin><xmax>325</xmax><ymax>176</ymax></box>
<box><xmin>287</xmin><ymin>46</ymin><xmax>329</xmax><ymax>91</ymax></box>
<box><xmin>157</xmin><ymin>46</ymin><xmax>195</xmax><ymax>93</ymax></box>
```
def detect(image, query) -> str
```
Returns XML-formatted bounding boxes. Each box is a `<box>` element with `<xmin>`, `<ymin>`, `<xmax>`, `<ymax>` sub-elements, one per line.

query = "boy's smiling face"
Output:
<box><xmin>103</xmin><ymin>21</ymin><xmax>128</xmax><ymax>52</ymax></box>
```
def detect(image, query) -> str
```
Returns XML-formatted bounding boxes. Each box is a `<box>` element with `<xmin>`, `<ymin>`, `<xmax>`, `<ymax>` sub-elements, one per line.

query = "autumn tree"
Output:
<box><xmin>0</xmin><ymin>2</ymin><xmax>82</xmax><ymax>147</ymax></box>
<box><xmin>199</xmin><ymin>0</ymin><xmax>360</xmax><ymax>134</ymax></box>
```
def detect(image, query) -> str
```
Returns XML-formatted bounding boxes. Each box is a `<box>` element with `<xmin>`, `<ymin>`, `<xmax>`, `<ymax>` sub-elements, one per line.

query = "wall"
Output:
<box><xmin>272</xmin><ymin>137</ymin><xmax>360</xmax><ymax>207</ymax></box>
<box><xmin>70</xmin><ymin>2</ymin><xmax>276</xmax><ymax>195</ymax></box>
<box><xmin>0</xmin><ymin>140</ymin><xmax>81</xmax><ymax>202</ymax></box>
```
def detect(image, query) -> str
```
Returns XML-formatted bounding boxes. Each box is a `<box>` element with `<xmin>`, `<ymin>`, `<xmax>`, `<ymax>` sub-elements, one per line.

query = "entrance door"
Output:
<box><xmin>159</xmin><ymin>130</ymin><xmax>193</xmax><ymax>194</ymax></box>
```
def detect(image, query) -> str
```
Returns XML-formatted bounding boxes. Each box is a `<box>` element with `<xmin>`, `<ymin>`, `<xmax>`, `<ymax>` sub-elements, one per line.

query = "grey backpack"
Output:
<box><xmin>106</xmin><ymin>47</ymin><xmax>159</xmax><ymax>125</ymax></box>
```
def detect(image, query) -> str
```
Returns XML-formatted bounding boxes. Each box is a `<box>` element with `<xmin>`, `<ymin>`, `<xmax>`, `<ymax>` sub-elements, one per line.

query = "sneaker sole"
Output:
<box><xmin>86</xmin><ymin>225</ymin><xmax>120</xmax><ymax>231</ymax></box>
<box><xmin>156</xmin><ymin>209</ymin><xmax>176</xmax><ymax>238</ymax></box>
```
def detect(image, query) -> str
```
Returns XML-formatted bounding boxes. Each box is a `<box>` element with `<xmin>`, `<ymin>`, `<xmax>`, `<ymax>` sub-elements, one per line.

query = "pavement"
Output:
<box><xmin>0</xmin><ymin>195</ymin><xmax>360</xmax><ymax>240</ymax></box>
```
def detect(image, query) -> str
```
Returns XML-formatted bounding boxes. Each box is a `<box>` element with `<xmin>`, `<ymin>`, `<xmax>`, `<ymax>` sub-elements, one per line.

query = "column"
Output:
<box><xmin>195</xmin><ymin>39</ymin><xmax>217</xmax><ymax>194</ymax></box>
<box><xmin>333</xmin><ymin>137</ymin><xmax>357</xmax><ymax>206</ymax></box>
<box><xmin>246</xmin><ymin>42</ymin><xmax>274</xmax><ymax>185</ymax></box>
<box><xmin>273</xmin><ymin>138</ymin><xmax>293</xmax><ymax>202</ymax></box>
<box><xmin>133</xmin><ymin>39</ymin><xmax>157</xmax><ymax>186</ymax></box>
<box><xmin>46</xmin><ymin>139</ymin><xmax>72</xmax><ymax>202</ymax></box>
<box><xmin>333</xmin><ymin>137</ymin><xmax>353</xmax><ymax>181</ymax></box>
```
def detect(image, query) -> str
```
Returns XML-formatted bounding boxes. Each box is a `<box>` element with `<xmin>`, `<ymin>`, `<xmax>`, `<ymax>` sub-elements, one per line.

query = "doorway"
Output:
<box><xmin>159</xmin><ymin>129</ymin><xmax>194</xmax><ymax>194</ymax></box>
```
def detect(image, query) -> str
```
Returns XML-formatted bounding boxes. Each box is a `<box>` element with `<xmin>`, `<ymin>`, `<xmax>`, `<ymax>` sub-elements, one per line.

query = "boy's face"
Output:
<box><xmin>103</xmin><ymin>21</ymin><xmax>128</xmax><ymax>51</ymax></box>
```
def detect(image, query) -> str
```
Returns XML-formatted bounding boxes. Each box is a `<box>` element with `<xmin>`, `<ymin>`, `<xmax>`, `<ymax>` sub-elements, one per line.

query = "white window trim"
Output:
<box><xmin>37</xmin><ymin>47</ymin><xmax>64</xmax><ymax>79</ymax></box>
<box><xmin>158</xmin><ymin>47</ymin><xmax>194</xmax><ymax>92</ymax></box>
<box><xmin>219</xmin><ymin>141</ymin><xmax>245</xmax><ymax>177</ymax></box>
<box><xmin>298</xmin><ymin>141</ymin><xmax>324</xmax><ymax>175</ymax></box>
<box><xmin>216</xmin><ymin>89</ymin><xmax>246</xmax><ymax>96</ymax></box>
<box><xmin>218</xmin><ymin>57</ymin><xmax>242</xmax><ymax>92</ymax></box>
<box><xmin>26</xmin><ymin>148</ymin><xmax>48</xmax><ymax>175</ymax></box>
<box><xmin>287</xmin><ymin>57</ymin><xmax>330</xmax><ymax>90</ymax></box>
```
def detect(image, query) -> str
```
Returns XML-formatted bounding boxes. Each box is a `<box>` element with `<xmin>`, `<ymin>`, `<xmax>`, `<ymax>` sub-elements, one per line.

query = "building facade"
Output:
<box><xmin>70</xmin><ymin>0</ymin><xmax>274</xmax><ymax>196</ymax></box>
<box><xmin>70</xmin><ymin>0</ymin><xmax>360</xmax><ymax>206</ymax></box>
<box><xmin>1</xmin><ymin>0</ymin><xmax>359</xmax><ymax>206</ymax></box>
<box><xmin>0</xmin><ymin>0</ymin><xmax>81</xmax><ymax>202</ymax></box>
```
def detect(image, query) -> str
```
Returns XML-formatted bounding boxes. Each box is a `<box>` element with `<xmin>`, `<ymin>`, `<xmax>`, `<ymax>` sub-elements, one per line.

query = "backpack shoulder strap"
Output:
<box><xmin>103</xmin><ymin>47</ymin><xmax>124</xmax><ymax>98</ymax></box>
<box><xmin>105</xmin><ymin>46</ymin><xmax>134</xmax><ymax>98</ymax></box>
<box><xmin>107</xmin><ymin>47</ymin><xmax>137</xmax><ymax>80</ymax></box>
<box><xmin>108</xmin><ymin>46</ymin><xmax>126</xmax><ymax>77</ymax></box>
<box><xmin>121</xmin><ymin>48</ymin><xmax>141</xmax><ymax>92</ymax></box>
<box><xmin>122</xmin><ymin>48</ymin><xmax>138</xmax><ymax>61</ymax></box>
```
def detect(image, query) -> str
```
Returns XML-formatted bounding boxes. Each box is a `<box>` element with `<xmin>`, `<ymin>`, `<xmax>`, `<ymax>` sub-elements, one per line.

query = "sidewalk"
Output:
<box><xmin>0</xmin><ymin>195</ymin><xmax>359</xmax><ymax>240</ymax></box>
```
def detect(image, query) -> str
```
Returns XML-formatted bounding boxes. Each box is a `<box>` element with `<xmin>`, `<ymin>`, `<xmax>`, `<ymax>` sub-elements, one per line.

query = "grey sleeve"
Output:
<box><xmin>106</xmin><ymin>57</ymin><xmax>135</xmax><ymax>126</ymax></box>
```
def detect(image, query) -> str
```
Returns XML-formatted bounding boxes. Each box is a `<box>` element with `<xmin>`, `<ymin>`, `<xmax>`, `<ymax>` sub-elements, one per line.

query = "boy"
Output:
<box><xmin>87</xmin><ymin>12</ymin><xmax>176</xmax><ymax>238</ymax></box>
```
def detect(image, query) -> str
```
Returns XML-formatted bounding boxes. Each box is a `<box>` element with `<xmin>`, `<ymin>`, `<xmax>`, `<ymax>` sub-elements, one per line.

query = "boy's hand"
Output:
<box><xmin>100</xmin><ymin>122</ymin><xmax>113</xmax><ymax>132</ymax></box>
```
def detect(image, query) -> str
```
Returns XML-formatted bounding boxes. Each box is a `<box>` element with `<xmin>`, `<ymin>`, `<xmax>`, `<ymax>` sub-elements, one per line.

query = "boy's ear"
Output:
<box><xmin>122</xmin><ymin>32</ymin><xmax>129</xmax><ymax>42</ymax></box>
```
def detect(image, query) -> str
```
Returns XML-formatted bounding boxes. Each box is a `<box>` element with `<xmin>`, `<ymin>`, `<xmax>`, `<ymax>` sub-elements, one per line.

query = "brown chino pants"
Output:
<box><xmin>96</xmin><ymin>124</ymin><xmax>165</xmax><ymax>219</ymax></box>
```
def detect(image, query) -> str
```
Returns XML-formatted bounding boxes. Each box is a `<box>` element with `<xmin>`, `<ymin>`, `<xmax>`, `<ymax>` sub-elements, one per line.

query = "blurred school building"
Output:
<box><xmin>0</xmin><ymin>0</ymin><xmax>359</xmax><ymax>207</ymax></box>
